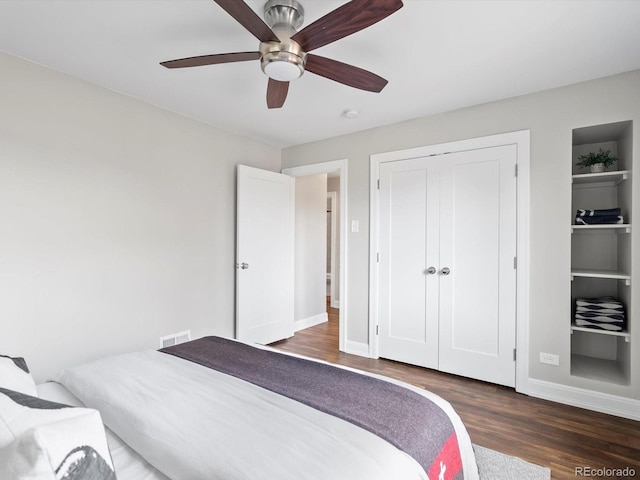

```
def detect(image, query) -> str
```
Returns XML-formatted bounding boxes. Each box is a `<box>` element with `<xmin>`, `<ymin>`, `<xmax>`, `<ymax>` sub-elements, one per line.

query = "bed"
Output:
<box><xmin>4</xmin><ymin>337</ymin><xmax>479</xmax><ymax>480</ymax></box>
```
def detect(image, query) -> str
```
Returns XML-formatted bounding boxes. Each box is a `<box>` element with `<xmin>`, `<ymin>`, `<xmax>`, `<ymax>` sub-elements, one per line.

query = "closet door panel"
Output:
<box><xmin>439</xmin><ymin>145</ymin><xmax>517</xmax><ymax>387</ymax></box>
<box><xmin>378</xmin><ymin>157</ymin><xmax>439</xmax><ymax>369</ymax></box>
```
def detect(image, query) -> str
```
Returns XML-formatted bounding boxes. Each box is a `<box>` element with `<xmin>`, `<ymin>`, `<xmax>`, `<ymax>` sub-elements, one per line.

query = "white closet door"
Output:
<box><xmin>378</xmin><ymin>157</ymin><xmax>440</xmax><ymax>369</ymax></box>
<box><xmin>438</xmin><ymin>145</ymin><xmax>517</xmax><ymax>387</ymax></box>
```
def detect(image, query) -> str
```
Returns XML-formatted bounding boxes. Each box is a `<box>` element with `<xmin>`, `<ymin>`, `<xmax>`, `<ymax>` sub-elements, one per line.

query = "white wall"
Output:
<box><xmin>282</xmin><ymin>70</ymin><xmax>640</xmax><ymax>400</ymax></box>
<box><xmin>294</xmin><ymin>174</ymin><xmax>327</xmax><ymax>326</ymax></box>
<box><xmin>0</xmin><ymin>52</ymin><xmax>280</xmax><ymax>382</ymax></box>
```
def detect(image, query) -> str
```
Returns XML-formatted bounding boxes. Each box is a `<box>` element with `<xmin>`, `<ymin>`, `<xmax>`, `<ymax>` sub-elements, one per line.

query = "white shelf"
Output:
<box><xmin>570</xmin><ymin>354</ymin><xmax>629</xmax><ymax>385</ymax></box>
<box><xmin>572</xmin><ymin>170</ymin><xmax>629</xmax><ymax>185</ymax></box>
<box><xmin>571</xmin><ymin>268</ymin><xmax>631</xmax><ymax>285</ymax></box>
<box><xmin>571</xmin><ymin>325</ymin><xmax>630</xmax><ymax>342</ymax></box>
<box><xmin>570</xmin><ymin>122</ymin><xmax>633</xmax><ymax>390</ymax></box>
<box><xmin>571</xmin><ymin>224</ymin><xmax>631</xmax><ymax>233</ymax></box>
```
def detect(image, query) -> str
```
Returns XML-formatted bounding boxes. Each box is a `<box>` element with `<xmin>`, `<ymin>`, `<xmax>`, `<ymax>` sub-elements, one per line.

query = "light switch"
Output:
<box><xmin>351</xmin><ymin>220</ymin><xmax>359</xmax><ymax>233</ymax></box>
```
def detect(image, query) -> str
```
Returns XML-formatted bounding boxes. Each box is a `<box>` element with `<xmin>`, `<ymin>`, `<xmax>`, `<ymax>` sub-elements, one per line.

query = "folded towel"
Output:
<box><xmin>576</xmin><ymin>306</ymin><xmax>624</xmax><ymax>315</ymax></box>
<box><xmin>576</xmin><ymin>299</ymin><xmax>623</xmax><ymax>307</ymax></box>
<box><xmin>575</xmin><ymin>312</ymin><xmax>624</xmax><ymax>323</ymax></box>
<box><xmin>576</xmin><ymin>208</ymin><xmax>621</xmax><ymax>217</ymax></box>
<box><xmin>574</xmin><ymin>319</ymin><xmax>623</xmax><ymax>331</ymax></box>
<box><xmin>576</xmin><ymin>297</ymin><xmax>624</xmax><ymax>310</ymax></box>
<box><xmin>575</xmin><ymin>215</ymin><xmax>623</xmax><ymax>225</ymax></box>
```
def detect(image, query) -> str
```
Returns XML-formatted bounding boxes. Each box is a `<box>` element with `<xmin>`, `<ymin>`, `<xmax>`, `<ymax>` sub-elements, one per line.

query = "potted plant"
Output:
<box><xmin>576</xmin><ymin>148</ymin><xmax>618</xmax><ymax>173</ymax></box>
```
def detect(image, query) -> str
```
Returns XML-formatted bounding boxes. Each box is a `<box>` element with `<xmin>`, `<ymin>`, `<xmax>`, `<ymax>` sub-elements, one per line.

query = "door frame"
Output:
<box><xmin>369</xmin><ymin>131</ymin><xmax>531</xmax><ymax>394</ymax></box>
<box><xmin>282</xmin><ymin>159</ymin><xmax>349</xmax><ymax>352</ymax></box>
<box><xmin>327</xmin><ymin>191</ymin><xmax>338</xmax><ymax>308</ymax></box>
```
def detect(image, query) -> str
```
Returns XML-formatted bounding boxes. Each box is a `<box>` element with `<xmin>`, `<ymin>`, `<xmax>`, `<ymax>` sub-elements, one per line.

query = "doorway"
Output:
<box><xmin>282</xmin><ymin>159</ymin><xmax>348</xmax><ymax>352</ymax></box>
<box><xmin>326</xmin><ymin>187</ymin><xmax>339</xmax><ymax>309</ymax></box>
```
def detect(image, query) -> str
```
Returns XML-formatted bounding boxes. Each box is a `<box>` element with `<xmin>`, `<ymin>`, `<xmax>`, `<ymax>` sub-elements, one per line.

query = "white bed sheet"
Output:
<box><xmin>51</xmin><ymin>344</ymin><xmax>479</xmax><ymax>480</ymax></box>
<box><xmin>36</xmin><ymin>382</ymin><xmax>169</xmax><ymax>480</ymax></box>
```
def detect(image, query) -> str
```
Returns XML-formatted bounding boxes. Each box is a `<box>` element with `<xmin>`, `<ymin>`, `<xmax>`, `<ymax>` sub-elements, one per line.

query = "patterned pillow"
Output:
<box><xmin>0</xmin><ymin>355</ymin><xmax>38</xmax><ymax>396</ymax></box>
<box><xmin>0</xmin><ymin>388</ymin><xmax>117</xmax><ymax>479</ymax></box>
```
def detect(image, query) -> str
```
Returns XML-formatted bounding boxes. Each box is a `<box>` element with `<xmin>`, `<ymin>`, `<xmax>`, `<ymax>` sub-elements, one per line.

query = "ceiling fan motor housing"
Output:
<box><xmin>260</xmin><ymin>0</ymin><xmax>306</xmax><ymax>81</ymax></box>
<box><xmin>263</xmin><ymin>0</ymin><xmax>304</xmax><ymax>30</ymax></box>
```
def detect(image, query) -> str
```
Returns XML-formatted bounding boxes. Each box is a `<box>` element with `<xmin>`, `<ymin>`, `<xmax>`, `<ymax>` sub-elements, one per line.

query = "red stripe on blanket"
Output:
<box><xmin>428</xmin><ymin>433</ymin><xmax>462</xmax><ymax>480</ymax></box>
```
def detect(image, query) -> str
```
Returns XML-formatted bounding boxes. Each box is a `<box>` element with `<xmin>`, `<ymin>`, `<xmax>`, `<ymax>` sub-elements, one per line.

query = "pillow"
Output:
<box><xmin>0</xmin><ymin>388</ymin><xmax>117</xmax><ymax>480</ymax></box>
<box><xmin>0</xmin><ymin>355</ymin><xmax>38</xmax><ymax>397</ymax></box>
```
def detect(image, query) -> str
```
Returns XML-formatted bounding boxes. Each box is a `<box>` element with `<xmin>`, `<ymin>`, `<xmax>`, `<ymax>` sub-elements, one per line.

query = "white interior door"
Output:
<box><xmin>438</xmin><ymin>145</ymin><xmax>517</xmax><ymax>387</ymax></box>
<box><xmin>236</xmin><ymin>165</ymin><xmax>294</xmax><ymax>344</ymax></box>
<box><xmin>378</xmin><ymin>157</ymin><xmax>440</xmax><ymax>369</ymax></box>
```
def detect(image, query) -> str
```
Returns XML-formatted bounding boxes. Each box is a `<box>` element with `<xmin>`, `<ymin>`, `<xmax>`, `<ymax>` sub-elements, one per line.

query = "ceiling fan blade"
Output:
<box><xmin>213</xmin><ymin>0</ymin><xmax>280</xmax><ymax>43</ymax></box>
<box><xmin>161</xmin><ymin>52</ymin><xmax>260</xmax><ymax>69</ymax></box>
<box><xmin>291</xmin><ymin>0</ymin><xmax>403</xmax><ymax>52</ymax></box>
<box><xmin>305</xmin><ymin>54</ymin><xmax>388</xmax><ymax>92</ymax></box>
<box><xmin>266</xmin><ymin>79</ymin><xmax>289</xmax><ymax>109</ymax></box>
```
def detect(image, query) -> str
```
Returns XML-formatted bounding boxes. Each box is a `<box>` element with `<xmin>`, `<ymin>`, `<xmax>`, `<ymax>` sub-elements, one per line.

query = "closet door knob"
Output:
<box><xmin>425</xmin><ymin>267</ymin><xmax>437</xmax><ymax>275</ymax></box>
<box><xmin>440</xmin><ymin>267</ymin><xmax>451</xmax><ymax>275</ymax></box>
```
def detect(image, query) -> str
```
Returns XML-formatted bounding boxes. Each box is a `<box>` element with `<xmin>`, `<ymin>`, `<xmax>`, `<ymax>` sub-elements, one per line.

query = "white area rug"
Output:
<box><xmin>473</xmin><ymin>444</ymin><xmax>551</xmax><ymax>480</ymax></box>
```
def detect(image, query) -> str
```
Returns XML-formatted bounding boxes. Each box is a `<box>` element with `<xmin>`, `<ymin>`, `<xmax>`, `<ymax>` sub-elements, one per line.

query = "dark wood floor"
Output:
<box><xmin>271</xmin><ymin>304</ymin><xmax>640</xmax><ymax>480</ymax></box>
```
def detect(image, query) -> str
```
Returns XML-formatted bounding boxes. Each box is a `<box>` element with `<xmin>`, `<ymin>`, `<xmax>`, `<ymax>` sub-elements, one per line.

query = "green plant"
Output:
<box><xmin>576</xmin><ymin>148</ymin><xmax>618</xmax><ymax>168</ymax></box>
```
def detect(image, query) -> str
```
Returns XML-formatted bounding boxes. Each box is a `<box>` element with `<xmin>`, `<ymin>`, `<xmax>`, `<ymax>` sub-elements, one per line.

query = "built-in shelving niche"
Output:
<box><xmin>570</xmin><ymin>120</ymin><xmax>633</xmax><ymax>386</ymax></box>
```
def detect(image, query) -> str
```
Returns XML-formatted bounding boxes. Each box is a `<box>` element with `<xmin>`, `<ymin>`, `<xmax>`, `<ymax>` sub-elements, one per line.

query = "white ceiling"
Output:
<box><xmin>1</xmin><ymin>0</ymin><xmax>640</xmax><ymax>148</ymax></box>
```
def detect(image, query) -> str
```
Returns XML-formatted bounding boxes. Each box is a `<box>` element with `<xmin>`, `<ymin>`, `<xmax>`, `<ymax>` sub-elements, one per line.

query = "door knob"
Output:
<box><xmin>440</xmin><ymin>267</ymin><xmax>451</xmax><ymax>275</ymax></box>
<box><xmin>237</xmin><ymin>262</ymin><xmax>249</xmax><ymax>270</ymax></box>
<box><xmin>425</xmin><ymin>267</ymin><xmax>437</xmax><ymax>275</ymax></box>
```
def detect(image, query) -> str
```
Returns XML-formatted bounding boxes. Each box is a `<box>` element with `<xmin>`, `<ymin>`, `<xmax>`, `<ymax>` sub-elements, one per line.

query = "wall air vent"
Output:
<box><xmin>159</xmin><ymin>330</ymin><xmax>191</xmax><ymax>348</ymax></box>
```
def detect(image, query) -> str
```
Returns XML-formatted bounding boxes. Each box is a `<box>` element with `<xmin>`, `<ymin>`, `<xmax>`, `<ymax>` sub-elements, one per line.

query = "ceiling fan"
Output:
<box><xmin>160</xmin><ymin>0</ymin><xmax>404</xmax><ymax>109</ymax></box>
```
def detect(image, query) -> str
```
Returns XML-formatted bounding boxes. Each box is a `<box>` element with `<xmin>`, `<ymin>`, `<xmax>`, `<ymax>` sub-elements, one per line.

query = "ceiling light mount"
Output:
<box><xmin>263</xmin><ymin>0</ymin><xmax>304</xmax><ymax>31</ymax></box>
<box><xmin>341</xmin><ymin>108</ymin><xmax>360</xmax><ymax>119</ymax></box>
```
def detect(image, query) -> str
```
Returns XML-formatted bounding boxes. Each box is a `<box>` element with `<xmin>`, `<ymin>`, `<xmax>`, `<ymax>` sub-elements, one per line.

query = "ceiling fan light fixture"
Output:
<box><xmin>261</xmin><ymin>50</ymin><xmax>305</xmax><ymax>81</ymax></box>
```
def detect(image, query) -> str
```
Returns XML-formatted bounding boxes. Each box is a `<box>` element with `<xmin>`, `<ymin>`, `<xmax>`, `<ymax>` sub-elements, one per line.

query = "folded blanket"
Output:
<box><xmin>574</xmin><ymin>319</ymin><xmax>623</xmax><ymax>331</ymax></box>
<box><xmin>575</xmin><ymin>312</ymin><xmax>624</xmax><ymax>323</ymax></box>
<box><xmin>574</xmin><ymin>298</ymin><xmax>625</xmax><ymax>332</ymax></box>
<box><xmin>576</xmin><ymin>208</ymin><xmax>621</xmax><ymax>217</ymax></box>
<box><xmin>575</xmin><ymin>215</ymin><xmax>623</xmax><ymax>225</ymax></box>
<box><xmin>576</xmin><ymin>306</ymin><xmax>624</xmax><ymax>315</ymax></box>
<box><xmin>576</xmin><ymin>297</ymin><xmax>624</xmax><ymax>310</ymax></box>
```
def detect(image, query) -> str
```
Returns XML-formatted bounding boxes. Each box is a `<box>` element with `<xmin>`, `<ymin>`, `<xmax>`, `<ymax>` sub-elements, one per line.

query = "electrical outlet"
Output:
<box><xmin>539</xmin><ymin>352</ymin><xmax>560</xmax><ymax>366</ymax></box>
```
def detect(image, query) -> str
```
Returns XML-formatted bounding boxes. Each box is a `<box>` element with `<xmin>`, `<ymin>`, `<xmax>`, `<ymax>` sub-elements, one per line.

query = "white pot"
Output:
<box><xmin>590</xmin><ymin>163</ymin><xmax>605</xmax><ymax>173</ymax></box>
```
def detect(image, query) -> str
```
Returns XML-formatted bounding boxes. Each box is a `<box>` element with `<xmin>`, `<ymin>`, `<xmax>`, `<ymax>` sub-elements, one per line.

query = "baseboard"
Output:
<box><xmin>343</xmin><ymin>340</ymin><xmax>370</xmax><ymax>357</ymax></box>
<box><xmin>528</xmin><ymin>378</ymin><xmax>640</xmax><ymax>421</ymax></box>
<box><xmin>294</xmin><ymin>312</ymin><xmax>328</xmax><ymax>332</ymax></box>
<box><xmin>330</xmin><ymin>299</ymin><xmax>340</xmax><ymax>309</ymax></box>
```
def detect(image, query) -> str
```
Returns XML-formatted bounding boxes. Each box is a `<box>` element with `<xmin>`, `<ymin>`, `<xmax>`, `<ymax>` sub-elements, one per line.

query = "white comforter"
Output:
<box><xmin>54</xmin><ymin>347</ymin><xmax>478</xmax><ymax>480</ymax></box>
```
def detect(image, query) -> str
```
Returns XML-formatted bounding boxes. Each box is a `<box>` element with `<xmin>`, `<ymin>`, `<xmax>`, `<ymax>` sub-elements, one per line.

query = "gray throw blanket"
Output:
<box><xmin>161</xmin><ymin>336</ymin><xmax>465</xmax><ymax>479</ymax></box>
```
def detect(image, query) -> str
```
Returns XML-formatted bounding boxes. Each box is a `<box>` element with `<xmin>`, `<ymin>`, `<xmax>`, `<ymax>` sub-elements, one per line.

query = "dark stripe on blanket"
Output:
<box><xmin>161</xmin><ymin>336</ymin><xmax>463</xmax><ymax>479</ymax></box>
